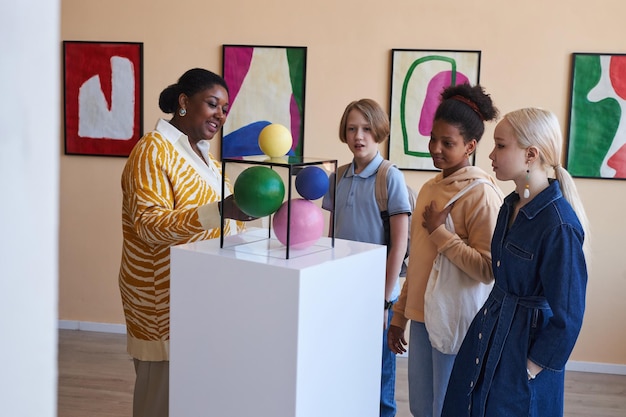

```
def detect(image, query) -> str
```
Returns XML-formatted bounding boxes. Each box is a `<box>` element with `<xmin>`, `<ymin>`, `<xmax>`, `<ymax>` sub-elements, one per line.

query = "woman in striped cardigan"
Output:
<box><xmin>119</xmin><ymin>68</ymin><xmax>251</xmax><ymax>417</ymax></box>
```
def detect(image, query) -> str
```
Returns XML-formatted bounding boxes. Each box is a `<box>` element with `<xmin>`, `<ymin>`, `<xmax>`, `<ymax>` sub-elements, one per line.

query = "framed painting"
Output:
<box><xmin>388</xmin><ymin>49</ymin><xmax>481</xmax><ymax>170</ymax></box>
<box><xmin>63</xmin><ymin>41</ymin><xmax>143</xmax><ymax>157</ymax></box>
<box><xmin>221</xmin><ymin>44</ymin><xmax>307</xmax><ymax>159</ymax></box>
<box><xmin>566</xmin><ymin>52</ymin><xmax>626</xmax><ymax>180</ymax></box>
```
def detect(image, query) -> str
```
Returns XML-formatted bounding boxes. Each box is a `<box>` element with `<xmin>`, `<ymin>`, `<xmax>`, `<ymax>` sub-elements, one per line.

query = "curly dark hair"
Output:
<box><xmin>434</xmin><ymin>83</ymin><xmax>499</xmax><ymax>143</ymax></box>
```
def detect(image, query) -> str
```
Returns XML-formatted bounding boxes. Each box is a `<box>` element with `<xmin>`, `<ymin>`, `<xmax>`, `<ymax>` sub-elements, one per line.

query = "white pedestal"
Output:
<box><xmin>170</xmin><ymin>233</ymin><xmax>386</xmax><ymax>417</ymax></box>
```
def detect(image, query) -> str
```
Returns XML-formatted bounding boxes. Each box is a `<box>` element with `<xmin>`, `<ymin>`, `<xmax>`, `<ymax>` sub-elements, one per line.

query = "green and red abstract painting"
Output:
<box><xmin>567</xmin><ymin>53</ymin><xmax>626</xmax><ymax>179</ymax></box>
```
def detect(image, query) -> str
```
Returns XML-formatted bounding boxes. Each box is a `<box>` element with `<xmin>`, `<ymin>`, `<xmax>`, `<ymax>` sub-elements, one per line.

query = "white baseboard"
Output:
<box><xmin>58</xmin><ymin>320</ymin><xmax>626</xmax><ymax>376</ymax></box>
<box><xmin>58</xmin><ymin>320</ymin><xmax>126</xmax><ymax>334</ymax></box>
<box><xmin>394</xmin><ymin>350</ymin><xmax>626</xmax><ymax>375</ymax></box>
<box><xmin>565</xmin><ymin>360</ymin><xmax>626</xmax><ymax>375</ymax></box>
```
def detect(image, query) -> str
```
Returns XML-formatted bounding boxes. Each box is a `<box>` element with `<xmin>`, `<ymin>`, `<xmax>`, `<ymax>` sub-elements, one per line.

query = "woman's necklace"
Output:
<box><xmin>189</xmin><ymin>141</ymin><xmax>208</xmax><ymax>165</ymax></box>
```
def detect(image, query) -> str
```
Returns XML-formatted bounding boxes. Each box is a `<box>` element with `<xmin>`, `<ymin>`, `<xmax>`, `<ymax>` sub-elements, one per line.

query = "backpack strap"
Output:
<box><xmin>337</xmin><ymin>160</ymin><xmax>394</xmax><ymax>213</ymax></box>
<box><xmin>374</xmin><ymin>160</ymin><xmax>394</xmax><ymax>212</ymax></box>
<box><xmin>336</xmin><ymin>163</ymin><xmax>350</xmax><ymax>184</ymax></box>
<box><xmin>443</xmin><ymin>179</ymin><xmax>499</xmax><ymax>234</ymax></box>
<box><xmin>445</xmin><ymin>178</ymin><xmax>498</xmax><ymax>208</ymax></box>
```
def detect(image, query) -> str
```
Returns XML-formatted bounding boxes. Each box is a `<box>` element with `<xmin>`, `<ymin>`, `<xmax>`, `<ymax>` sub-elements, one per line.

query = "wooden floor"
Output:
<box><xmin>58</xmin><ymin>329</ymin><xmax>626</xmax><ymax>417</ymax></box>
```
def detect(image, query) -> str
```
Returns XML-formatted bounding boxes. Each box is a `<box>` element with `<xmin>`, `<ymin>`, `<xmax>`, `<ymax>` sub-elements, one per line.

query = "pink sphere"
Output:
<box><xmin>272</xmin><ymin>198</ymin><xmax>324</xmax><ymax>250</ymax></box>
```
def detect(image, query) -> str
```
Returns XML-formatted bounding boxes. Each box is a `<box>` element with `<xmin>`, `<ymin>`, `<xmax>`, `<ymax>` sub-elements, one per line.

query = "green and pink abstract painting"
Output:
<box><xmin>567</xmin><ymin>53</ymin><xmax>626</xmax><ymax>179</ymax></box>
<box><xmin>221</xmin><ymin>45</ymin><xmax>306</xmax><ymax>159</ymax></box>
<box><xmin>389</xmin><ymin>49</ymin><xmax>481</xmax><ymax>171</ymax></box>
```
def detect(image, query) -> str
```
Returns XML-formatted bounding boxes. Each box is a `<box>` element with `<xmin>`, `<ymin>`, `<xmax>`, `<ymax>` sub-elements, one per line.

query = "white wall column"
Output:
<box><xmin>0</xmin><ymin>1</ymin><xmax>60</xmax><ymax>416</ymax></box>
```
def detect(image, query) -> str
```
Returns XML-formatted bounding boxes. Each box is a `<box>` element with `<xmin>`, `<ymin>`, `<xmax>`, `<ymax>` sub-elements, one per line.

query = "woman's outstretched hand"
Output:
<box><xmin>220</xmin><ymin>194</ymin><xmax>257</xmax><ymax>221</ymax></box>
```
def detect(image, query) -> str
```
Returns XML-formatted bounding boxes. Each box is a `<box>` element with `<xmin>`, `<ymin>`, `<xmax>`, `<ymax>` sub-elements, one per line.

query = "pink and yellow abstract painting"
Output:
<box><xmin>221</xmin><ymin>45</ymin><xmax>306</xmax><ymax>159</ymax></box>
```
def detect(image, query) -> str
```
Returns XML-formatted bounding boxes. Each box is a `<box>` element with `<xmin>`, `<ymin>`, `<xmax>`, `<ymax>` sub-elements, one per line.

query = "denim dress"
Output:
<box><xmin>442</xmin><ymin>180</ymin><xmax>587</xmax><ymax>417</ymax></box>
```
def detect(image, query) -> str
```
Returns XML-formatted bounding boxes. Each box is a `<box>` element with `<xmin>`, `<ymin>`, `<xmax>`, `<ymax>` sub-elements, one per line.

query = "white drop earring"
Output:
<box><xmin>523</xmin><ymin>164</ymin><xmax>530</xmax><ymax>199</ymax></box>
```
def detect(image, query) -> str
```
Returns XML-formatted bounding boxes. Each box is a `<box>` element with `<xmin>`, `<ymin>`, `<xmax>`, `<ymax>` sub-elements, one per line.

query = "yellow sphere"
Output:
<box><xmin>258</xmin><ymin>124</ymin><xmax>293</xmax><ymax>157</ymax></box>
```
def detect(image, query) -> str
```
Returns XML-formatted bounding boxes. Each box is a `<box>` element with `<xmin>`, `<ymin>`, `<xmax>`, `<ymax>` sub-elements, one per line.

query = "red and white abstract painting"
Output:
<box><xmin>63</xmin><ymin>41</ymin><xmax>143</xmax><ymax>156</ymax></box>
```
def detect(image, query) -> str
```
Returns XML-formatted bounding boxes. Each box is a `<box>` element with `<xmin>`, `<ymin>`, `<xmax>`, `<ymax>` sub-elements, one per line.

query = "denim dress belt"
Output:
<box><xmin>477</xmin><ymin>286</ymin><xmax>550</xmax><ymax>413</ymax></box>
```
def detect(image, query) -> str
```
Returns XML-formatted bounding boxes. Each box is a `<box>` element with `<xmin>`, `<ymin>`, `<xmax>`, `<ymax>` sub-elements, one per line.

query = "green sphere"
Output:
<box><xmin>234</xmin><ymin>166</ymin><xmax>285</xmax><ymax>217</ymax></box>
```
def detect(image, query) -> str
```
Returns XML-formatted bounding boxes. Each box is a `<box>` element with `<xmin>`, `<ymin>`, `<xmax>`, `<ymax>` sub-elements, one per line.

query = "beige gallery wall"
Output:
<box><xmin>60</xmin><ymin>0</ymin><xmax>626</xmax><ymax>365</ymax></box>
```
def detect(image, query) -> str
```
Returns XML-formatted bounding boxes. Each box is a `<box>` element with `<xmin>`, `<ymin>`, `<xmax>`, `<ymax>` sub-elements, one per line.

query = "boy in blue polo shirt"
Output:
<box><xmin>323</xmin><ymin>98</ymin><xmax>411</xmax><ymax>417</ymax></box>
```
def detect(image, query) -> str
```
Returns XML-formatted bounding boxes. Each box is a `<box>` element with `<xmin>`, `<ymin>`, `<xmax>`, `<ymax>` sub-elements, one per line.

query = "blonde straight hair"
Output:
<box><xmin>503</xmin><ymin>108</ymin><xmax>590</xmax><ymax>256</ymax></box>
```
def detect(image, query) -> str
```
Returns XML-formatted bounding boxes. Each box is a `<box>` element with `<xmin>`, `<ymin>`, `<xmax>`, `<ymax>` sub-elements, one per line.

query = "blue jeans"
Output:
<box><xmin>381</xmin><ymin>302</ymin><xmax>397</xmax><ymax>417</ymax></box>
<box><xmin>408</xmin><ymin>321</ymin><xmax>456</xmax><ymax>417</ymax></box>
